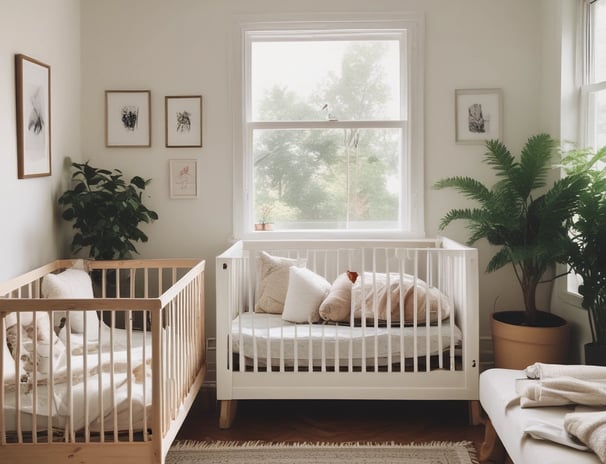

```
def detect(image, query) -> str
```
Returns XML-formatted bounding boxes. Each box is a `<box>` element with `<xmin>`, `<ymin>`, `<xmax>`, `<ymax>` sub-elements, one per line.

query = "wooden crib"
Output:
<box><xmin>216</xmin><ymin>238</ymin><xmax>478</xmax><ymax>428</ymax></box>
<box><xmin>0</xmin><ymin>258</ymin><xmax>205</xmax><ymax>464</ymax></box>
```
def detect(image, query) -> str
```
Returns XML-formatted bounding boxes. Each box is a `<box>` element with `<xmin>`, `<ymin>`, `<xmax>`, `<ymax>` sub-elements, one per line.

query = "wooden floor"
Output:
<box><xmin>177</xmin><ymin>388</ymin><xmax>485</xmax><ymax>453</ymax></box>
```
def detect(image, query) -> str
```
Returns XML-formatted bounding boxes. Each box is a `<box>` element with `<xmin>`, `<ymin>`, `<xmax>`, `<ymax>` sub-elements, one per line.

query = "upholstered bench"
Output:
<box><xmin>479</xmin><ymin>368</ymin><xmax>601</xmax><ymax>464</ymax></box>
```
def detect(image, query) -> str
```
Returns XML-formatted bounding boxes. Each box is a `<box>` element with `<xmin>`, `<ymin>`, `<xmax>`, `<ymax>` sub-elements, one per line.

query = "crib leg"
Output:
<box><xmin>219</xmin><ymin>400</ymin><xmax>238</xmax><ymax>429</ymax></box>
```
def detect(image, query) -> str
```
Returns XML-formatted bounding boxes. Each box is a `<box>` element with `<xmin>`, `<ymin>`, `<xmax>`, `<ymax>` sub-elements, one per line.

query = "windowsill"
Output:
<box><xmin>236</xmin><ymin>228</ymin><xmax>427</xmax><ymax>241</ymax></box>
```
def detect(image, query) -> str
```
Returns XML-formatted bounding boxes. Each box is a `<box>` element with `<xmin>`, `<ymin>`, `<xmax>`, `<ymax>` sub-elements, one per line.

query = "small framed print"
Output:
<box><xmin>169</xmin><ymin>159</ymin><xmax>198</xmax><ymax>199</ymax></box>
<box><xmin>455</xmin><ymin>88</ymin><xmax>503</xmax><ymax>144</ymax></box>
<box><xmin>105</xmin><ymin>90</ymin><xmax>151</xmax><ymax>147</ymax></box>
<box><xmin>15</xmin><ymin>54</ymin><xmax>51</xmax><ymax>179</ymax></box>
<box><xmin>165</xmin><ymin>95</ymin><xmax>202</xmax><ymax>147</ymax></box>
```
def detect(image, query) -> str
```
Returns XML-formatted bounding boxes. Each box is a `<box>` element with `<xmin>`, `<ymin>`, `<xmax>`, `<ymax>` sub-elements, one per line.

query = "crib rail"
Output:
<box><xmin>0</xmin><ymin>258</ymin><xmax>205</xmax><ymax>464</ymax></box>
<box><xmin>217</xmin><ymin>238</ymin><xmax>478</xmax><ymax>401</ymax></box>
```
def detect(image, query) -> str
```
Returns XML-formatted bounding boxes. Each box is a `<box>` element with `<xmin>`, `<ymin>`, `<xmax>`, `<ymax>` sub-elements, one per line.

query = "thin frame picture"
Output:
<box><xmin>169</xmin><ymin>159</ymin><xmax>198</xmax><ymax>199</ymax></box>
<box><xmin>165</xmin><ymin>95</ymin><xmax>203</xmax><ymax>147</ymax></box>
<box><xmin>15</xmin><ymin>54</ymin><xmax>51</xmax><ymax>179</ymax></box>
<box><xmin>105</xmin><ymin>90</ymin><xmax>151</xmax><ymax>147</ymax></box>
<box><xmin>455</xmin><ymin>88</ymin><xmax>503</xmax><ymax>144</ymax></box>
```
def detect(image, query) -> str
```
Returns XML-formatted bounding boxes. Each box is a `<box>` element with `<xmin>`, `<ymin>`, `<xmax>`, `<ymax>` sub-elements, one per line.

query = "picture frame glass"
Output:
<box><xmin>169</xmin><ymin>159</ymin><xmax>198</xmax><ymax>199</ymax></box>
<box><xmin>165</xmin><ymin>96</ymin><xmax>202</xmax><ymax>147</ymax></box>
<box><xmin>16</xmin><ymin>54</ymin><xmax>51</xmax><ymax>178</ymax></box>
<box><xmin>455</xmin><ymin>89</ymin><xmax>502</xmax><ymax>143</ymax></box>
<box><xmin>106</xmin><ymin>91</ymin><xmax>151</xmax><ymax>147</ymax></box>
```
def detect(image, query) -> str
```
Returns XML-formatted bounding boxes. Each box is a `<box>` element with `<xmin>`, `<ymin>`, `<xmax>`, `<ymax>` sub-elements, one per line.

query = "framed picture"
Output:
<box><xmin>455</xmin><ymin>88</ymin><xmax>503</xmax><ymax>144</ymax></box>
<box><xmin>169</xmin><ymin>159</ymin><xmax>198</xmax><ymax>199</ymax></box>
<box><xmin>105</xmin><ymin>90</ymin><xmax>151</xmax><ymax>147</ymax></box>
<box><xmin>165</xmin><ymin>95</ymin><xmax>203</xmax><ymax>147</ymax></box>
<box><xmin>15</xmin><ymin>54</ymin><xmax>51</xmax><ymax>179</ymax></box>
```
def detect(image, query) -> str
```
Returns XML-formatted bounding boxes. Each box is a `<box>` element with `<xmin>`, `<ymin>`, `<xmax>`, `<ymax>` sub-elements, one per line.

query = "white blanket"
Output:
<box><xmin>525</xmin><ymin>363</ymin><xmax>606</xmax><ymax>381</ymax></box>
<box><xmin>564</xmin><ymin>410</ymin><xmax>606</xmax><ymax>463</ymax></box>
<box><xmin>518</xmin><ymin>377</ymin><xmax>606</xmax><ymax>408</ymax></box>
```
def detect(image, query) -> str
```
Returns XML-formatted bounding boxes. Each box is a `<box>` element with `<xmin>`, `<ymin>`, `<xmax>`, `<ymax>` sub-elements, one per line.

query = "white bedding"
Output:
<box><xmin>230</xmin><ymin>312</ymin><xmax>461</xmax><ymax>367</ymax></box>
<box><xmin>3</xmin><ymin>326</ymin><xmax>152</xmax><ymax>434</ymax></box>
<box><xmin>480</xmin><ymin>368</ymin><xmax>601</xmax><ymax>464</ymax></box>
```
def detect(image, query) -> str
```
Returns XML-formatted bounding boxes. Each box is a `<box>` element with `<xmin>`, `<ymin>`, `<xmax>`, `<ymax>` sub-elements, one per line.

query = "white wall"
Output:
<box><xmin>0</xmin><ymin>0</ymin><xmax>81</xmax><ymax>282</ymax></box>
<box><xmin>78</xmin><ymin>0</ymin><xmax>548</xmax><ymax>344</ymax></box>
<box><xmin>0</xmin><ymin>0</ymin><xmax>560</xmax><ymax>354</ymax></box>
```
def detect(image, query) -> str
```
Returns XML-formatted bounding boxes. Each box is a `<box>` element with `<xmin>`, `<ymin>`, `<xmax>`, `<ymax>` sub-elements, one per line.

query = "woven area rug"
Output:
<box><xmin>166</xmin><ymin>440</ymin><xmax>478</xmax><ymax>464</ymax></box>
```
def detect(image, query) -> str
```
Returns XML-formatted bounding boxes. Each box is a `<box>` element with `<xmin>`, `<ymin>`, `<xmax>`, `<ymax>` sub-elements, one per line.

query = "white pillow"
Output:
<box><xmin>282</xmin><ymin>266</ymin><xmax>331</xmax><ymax>323</ymax></box>
<box><xmin>41</xmin><ymin>267</ymin><xmax>101</xmax><ymax>340</ymax></box>
<box><xmin>255</xmin><ymin>251</ymin><xmax>306</xmax><ymax>314</ymax></box>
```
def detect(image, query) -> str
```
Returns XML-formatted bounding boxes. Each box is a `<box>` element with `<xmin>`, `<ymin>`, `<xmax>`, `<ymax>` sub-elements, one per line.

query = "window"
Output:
<box><xmin>580</xmin><ymin>0</ymin><xmax>606</xmax><ymax>151</ymax></box>
<box><xmin>233</xmin><ymin>16</ymin><xmax>424</xmax><ymax>238</ymax></box>
<box><xmin>566</xmin><ymin>0</ymin><xmax>606</xmax><ymax>297</ymax></box>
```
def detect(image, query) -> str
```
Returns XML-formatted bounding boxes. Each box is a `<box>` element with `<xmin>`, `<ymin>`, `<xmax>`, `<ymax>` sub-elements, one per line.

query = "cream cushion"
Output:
<box><xmin>319</xmin><ymin>272</ymin><xmax>354</xmax><ymax>323</ymax></box>
<box><xmin>255</xmin><ymin>251</ymin><xmax>305</xmax><ymax>314</ymax></box>
<box><xmin>41</xmin><ymin>267</ymin><xmax>101</xmax><ymax>340</ymax></box>
<box><xmin>352</xmin><ymin>272</ymin><xmax>451</xmax><ymax>324</ymax></box>
<box><xmin>282</xmin><ymin>267</ymin><xmax>331</xmax><ymax>323</ymax></box>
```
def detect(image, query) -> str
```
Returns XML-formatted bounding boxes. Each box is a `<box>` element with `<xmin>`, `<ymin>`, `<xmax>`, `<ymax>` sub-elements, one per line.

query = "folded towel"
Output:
<box><xmin>523</xmin><ymin>420</ymin><xmax>589</xmax><ymax>451</ymax></box>
<box><xmin>519</xmin><ymin>377</ymin><xmax>606</xmax><ymax>408</ymax></box>
<box><xmin>525</xmin><ymin>363</ymin><xmax>606</xmax><ymax>381</ymax></box>
<box><xmin>564</xmin><ymin>410</ymin><xmax>606</xmax><ymax>463</ymax></box>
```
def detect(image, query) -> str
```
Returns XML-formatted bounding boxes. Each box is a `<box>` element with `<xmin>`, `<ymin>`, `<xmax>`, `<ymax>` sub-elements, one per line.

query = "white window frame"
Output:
<box><xmin>560</xmin><ymin>0</ymin><xmax>605</xmax><ymax>306</ymax></box>
<box><xmin>231</xmin><ymin>13</ymin><xmax>425</xmax><ymax>240</ymax></box>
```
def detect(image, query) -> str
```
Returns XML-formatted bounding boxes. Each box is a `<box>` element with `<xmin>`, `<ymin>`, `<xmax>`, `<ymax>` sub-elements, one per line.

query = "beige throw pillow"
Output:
<box><xmin>255</xmin><ymin>251</ymin><xmax>305</xmax><ymax>314</ymax></box>
<box><xmin>352</xmin><ymin>272</ymin><xmax>451</xmax><ymax>324</ymax></box>
<box><xmin>319</xmin><ymin>272</ymin><xmax>354</xmax><ymax>323</ymax></box>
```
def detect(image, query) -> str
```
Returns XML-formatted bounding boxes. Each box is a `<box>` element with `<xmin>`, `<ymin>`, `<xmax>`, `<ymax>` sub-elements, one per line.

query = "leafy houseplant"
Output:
<box><xmin>563</xmin><ymin>146</ymin><xmax>606</xmax><ymax>365</ymax></box>
<box><xmin>434</xmin><ymin>133</ymin><xmax>589</xmax><ymax>368</ymax></box>
<box><xmin>59</xmin><ymin>161</ymin><xmax>159</xmax><ymax>260</ymax></box>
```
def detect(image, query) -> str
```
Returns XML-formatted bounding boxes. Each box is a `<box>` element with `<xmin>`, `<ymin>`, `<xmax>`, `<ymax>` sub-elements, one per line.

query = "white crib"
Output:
<box><xmin>216</xmin><ymin>238</ymin><xmax>479</xmax><ymax>428</ymax></box>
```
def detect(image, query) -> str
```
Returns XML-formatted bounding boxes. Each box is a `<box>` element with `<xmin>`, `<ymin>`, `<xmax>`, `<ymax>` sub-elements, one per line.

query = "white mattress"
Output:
<box><xmin>3</xmin><ymin>326</ymin><xmax>152</xmax><ymax>434</ymax></box>
<box><xmin>480</xmin><ymin>368</ymin><xmax>601</xmax><ymax>464</ymax></box>
<box><xmin>230</xmin><ymin>312</ymin><xmax>461</xmax><ymax>366</ymax></box>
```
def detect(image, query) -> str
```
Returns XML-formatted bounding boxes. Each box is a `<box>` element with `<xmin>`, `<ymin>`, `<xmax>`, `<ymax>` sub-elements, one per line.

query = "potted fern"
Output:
<box><xmin>434</xmin><ymin>133</ymin><xmax>588</xmax><ymax>368</ymax></box>
<box><xmin>563</xmin><ymin>146</ymin><xmax>606</xmax><ymax>366</ymax></box>
<box><xmin>59</xmin><ymin>161</ymin><xmax>159</xmax><ymax>261</ymax></box>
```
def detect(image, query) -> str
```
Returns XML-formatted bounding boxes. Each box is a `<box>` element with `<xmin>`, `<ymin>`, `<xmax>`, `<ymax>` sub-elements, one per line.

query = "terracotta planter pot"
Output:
<box><xmin>491</xmin><ymin>310</ymin><xmax>570</xmax><ymax>369</ymax></box>
<box><xmin>584</xmin><ymin>342</ymin><xmax>606</xmax><ymax>366</ymax></box>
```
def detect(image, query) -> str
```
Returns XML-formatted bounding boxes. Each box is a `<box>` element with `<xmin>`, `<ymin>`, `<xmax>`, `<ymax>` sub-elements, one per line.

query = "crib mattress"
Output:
<box><xmin>230</xmin><ymin>312</ymin><xmax>461</xmax><ymax>366</ymax></box>
<box><xmin>3</xmin><ymin>326</ymin><xmax>152</xmax><ymax>434</ymax></box>
<box><xmin>479</xmin><ymin>368</ymin><xmax>600</xmax><ymax>464</ymax></box>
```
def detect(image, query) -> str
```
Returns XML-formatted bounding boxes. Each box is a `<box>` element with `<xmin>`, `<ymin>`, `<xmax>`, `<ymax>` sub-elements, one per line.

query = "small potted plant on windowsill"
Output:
<box><xmin>434</xmin><ymin>133</ymin><xmax>589</xmax><ymax>369</ymax></box>
<box><xmin>563</xmin><ymin>145</ymin><xmax>606</xmax><ymax>366</ymax></box>
<box><xmin>255</xmin><ymin>204</ymin><xmax>273</xmax><ymax>231</ymax></box>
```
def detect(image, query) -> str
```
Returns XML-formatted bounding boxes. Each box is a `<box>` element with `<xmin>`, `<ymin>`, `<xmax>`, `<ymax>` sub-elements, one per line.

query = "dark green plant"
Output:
<box><xmin>563</xmin><ymin>145</ymin><xmax>606</xmax><ymax>345</ymax></box>
<box><xmin>59</xmin><ymin>161</ymin><xmax>159</xmax><ymax>260</ymax></box>
<box><xmin>434</xmin><ymin>133</ymin><xmax>588</xmax><ymax>326</ymax></box>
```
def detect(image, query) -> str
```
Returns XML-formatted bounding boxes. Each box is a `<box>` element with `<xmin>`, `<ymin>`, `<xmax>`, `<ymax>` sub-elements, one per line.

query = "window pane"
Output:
<box><xmin>589</xmin><ymin>88</ymin><xmax>606</xmax><ymax>150</ymax></box>
<box><xmin>593</xmin><ymin>0</ymin><xmax>606</xmax><ymax>83</ymax></box>
<box><xmin>252</xmin><ymin>128</ymin><xmax>402</xmax><ymax>230</ymax></box>
<box><xmin>251</xmin><ymin>40</ymin><xmax>401</xmax><ymax>121</ymax></box>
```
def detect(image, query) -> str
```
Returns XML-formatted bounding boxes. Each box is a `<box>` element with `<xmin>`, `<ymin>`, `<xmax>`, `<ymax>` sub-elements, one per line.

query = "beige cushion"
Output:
<box><xmin>255</xmin><ymin>251</ymin><xmax>305</xmax><ymax>314</ymax></box>
<box><xmin>352</xmin><ymin>272</ymin><xmax>451</xmax><ymax>324</ymax></box>
<box><xmin>282</xmin><ymin>267</ymin><xmax>331</xmax><ymax>323</ymax></box>
<box><xmin>42</xmin><ymin>266</ymin><xmax>101</xmax><ymax>340</ymax></box>
<box><xmin>319</xmin><ymin>272</ymin><xmax>354</xmax><ymax>323</ymax></box>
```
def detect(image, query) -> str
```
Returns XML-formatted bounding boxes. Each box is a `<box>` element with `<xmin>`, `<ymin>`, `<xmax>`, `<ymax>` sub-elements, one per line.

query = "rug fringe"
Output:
<box><xmin>172</xmin><ymin>439</ymin><xmax>478</xmax><ymax>454</ymax></box>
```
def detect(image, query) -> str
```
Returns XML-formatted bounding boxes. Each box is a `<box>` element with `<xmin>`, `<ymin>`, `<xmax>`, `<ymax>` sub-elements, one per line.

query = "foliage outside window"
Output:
<box><xmin>235</xmin><ymin>17</ymin><xmax>424</xmax><ymax>237</ymax></box>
